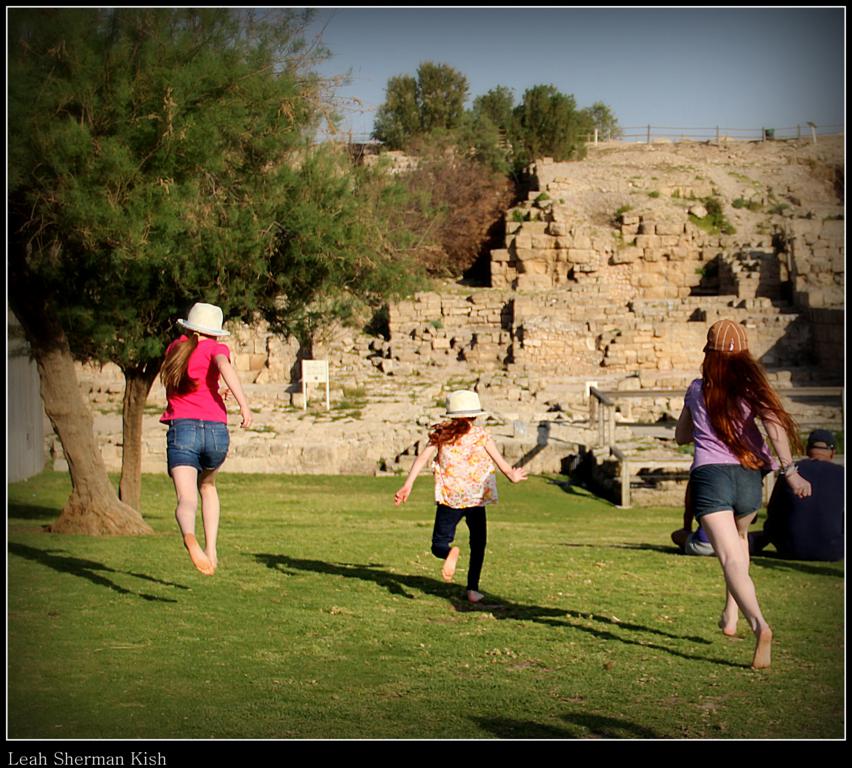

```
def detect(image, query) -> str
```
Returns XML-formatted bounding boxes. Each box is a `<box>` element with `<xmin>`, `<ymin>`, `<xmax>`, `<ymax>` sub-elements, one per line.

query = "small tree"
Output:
<box><xmin>372</xmin><ymin>62</ymin><xmax>469</xmax><ymax>148</ymax></box>
<box><xmin>579</xmin><ymin>101</ymin><xmax>622</xmax><ymax>141</ymax></box>
<box><xmin>472</xmin><ymin>86</ymin><xmax>516</xmax><ymax>135</ymax></box>
<box><xmin>513</xmin><ymin>84</ymin><xmax>585</xmax><ymax>166</ymax></box>
<box><xmin>415</xmin><ymin>61</ymin><xmax>469</xmax><ymax>133</ymax></box>
<box><xmin>372</xmin><ymin>74</ymin><xmax>420</xmax><ymax>150</ymax></box>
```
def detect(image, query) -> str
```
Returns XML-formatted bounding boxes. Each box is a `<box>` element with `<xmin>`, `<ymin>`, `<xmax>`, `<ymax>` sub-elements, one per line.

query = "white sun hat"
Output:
<box><xmin>177</xmin><ymin>302</ymin><xmax>230</xmax><ymax>337</ymax></box>
<box><xmin>445</xmin><ymin>390</ymin><xmax>487</xmax><ymax>418</ymax></box>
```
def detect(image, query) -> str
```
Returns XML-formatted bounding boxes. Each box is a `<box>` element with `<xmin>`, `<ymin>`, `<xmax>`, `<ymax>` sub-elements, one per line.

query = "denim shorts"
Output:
<box><xmin>690</xmin><ymin>463</ymin><xmax>763</xmax><ymax>519</ymax></box>
<box><xmin>166</xmin><ymin>419</ymin><xmax>230</xmax><ymax>475</ymax></box>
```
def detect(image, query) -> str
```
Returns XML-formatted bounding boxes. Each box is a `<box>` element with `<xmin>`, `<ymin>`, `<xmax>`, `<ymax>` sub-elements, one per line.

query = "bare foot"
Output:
<box><xmin>206</xmin><ymin>551</ymin><xmax>218</xmax><ymax>571</ymax></box>
<box><xmin>751</xmin><ymin>625</ymin><xmax>772</xmax><ymax>669</ymax></box>
<box><xmin>183</xmin><ymin>534</ymin><xmax>215</xmax><ymax>576</ymax></box>
<box><xmin>719</xmin><ymin>612</ymin><xmax>738</xmax><ymax>637</ymax></box>
<box><xmin>466</xmin><ymin>590</ymin><xmax>484</xmax><ymax>603</ymax></box>
<box><xmin>442</xmin><ymin>546</ymin><xmax>460</xmax><ymax>582</ymax></box>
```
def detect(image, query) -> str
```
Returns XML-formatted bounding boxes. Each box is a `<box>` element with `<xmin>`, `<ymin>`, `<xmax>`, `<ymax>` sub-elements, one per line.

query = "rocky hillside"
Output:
<box><xmin>51</xmin><ymin>135</ymin><xmax>844</xmax><ymax>490</ymax></box>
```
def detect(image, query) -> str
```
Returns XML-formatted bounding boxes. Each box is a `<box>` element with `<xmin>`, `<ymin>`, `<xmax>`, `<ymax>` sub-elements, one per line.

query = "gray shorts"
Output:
<box><xmin>683</xmin><ymin>531</ymin><xmax>714</xmax><ymax>556</ymax></box>
<box><xmin>690</xmin><ymin>463</ymin><xmax>763</xmax><ymax>520</ymax></box>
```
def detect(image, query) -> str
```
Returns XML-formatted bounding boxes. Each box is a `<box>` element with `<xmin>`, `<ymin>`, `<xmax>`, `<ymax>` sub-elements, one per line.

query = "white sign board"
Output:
<box><xmin>301</xmin><ymin>359</ymin><xmax>330</xmax><ymax>410</ymax></box>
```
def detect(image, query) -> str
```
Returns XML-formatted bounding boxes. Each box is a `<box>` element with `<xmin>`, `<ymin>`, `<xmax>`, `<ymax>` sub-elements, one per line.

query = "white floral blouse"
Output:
<box><xmin>432</xmin><ymin>425</ymin><xmax>498</xmax><ymax>508</ymax></box>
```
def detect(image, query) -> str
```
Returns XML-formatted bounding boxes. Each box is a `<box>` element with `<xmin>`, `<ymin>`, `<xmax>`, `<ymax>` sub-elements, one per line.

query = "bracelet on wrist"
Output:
<box><xmin>780</xmin><ymin>463</ymin><xmax>798</xmax><ymax>477</ymax></box>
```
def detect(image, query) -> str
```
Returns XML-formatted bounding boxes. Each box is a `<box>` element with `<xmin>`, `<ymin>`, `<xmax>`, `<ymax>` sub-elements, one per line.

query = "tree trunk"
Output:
<box><xmin>9</xmin><ymin>302</ymin><xmax>154</xmax><ymax>536</ymax></box>
<box><xmin>119</xmin><ymin>364</ymin><xmax>161</xmax><ymax>512</ymax></box>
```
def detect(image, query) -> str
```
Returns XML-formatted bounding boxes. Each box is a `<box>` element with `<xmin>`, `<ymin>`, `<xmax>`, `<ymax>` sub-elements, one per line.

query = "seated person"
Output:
<box><xmin>671</xmin><ymin>479</ymin><xmax>714</xmax><ymax>556</ymax></box>
<box><xmin>749</xmin><ymin>429</ymin><xmax>844</xmax><ymax>561</ymax></box>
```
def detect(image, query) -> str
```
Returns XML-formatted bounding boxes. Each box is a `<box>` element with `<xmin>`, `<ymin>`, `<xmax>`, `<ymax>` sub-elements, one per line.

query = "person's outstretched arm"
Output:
<box><xmin>215</xmin><ymin>353</ymin><xmax>252</xmax><ymax>429</ymax></box>
<box><xmin>394</xmin><ymin>444</ymin><xmax>437</xmax><ymax>505</ymax></box>
<box><xmin>762</xmin><ymin>416</ymin><xmax>812</xmax><ymax>499</ymax></box>
<box><xmin>484</xmin><ymin>438</ymin><xmax>528</xmax><ymax>483</ymax></box>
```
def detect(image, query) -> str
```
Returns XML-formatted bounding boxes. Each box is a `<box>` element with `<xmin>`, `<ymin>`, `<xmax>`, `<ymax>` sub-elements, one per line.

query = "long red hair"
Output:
<box><xmin>159</xmin><ymin>333</ymin><xmax>199</xmax><ymax>396</ymax></box>
<box><xmin>702</xmin><ymin>350</ymin><xmax>802</xmax><ymax>469</ymax></box>
<box><xmin>428</xmin><ymin>418</ymin><xmax>474</xmax><ymax>450</ymax></box>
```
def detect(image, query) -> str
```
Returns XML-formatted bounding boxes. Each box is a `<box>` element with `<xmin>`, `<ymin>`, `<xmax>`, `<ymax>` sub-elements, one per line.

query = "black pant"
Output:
<box><xmin>431</xmin><ymin>504</ymin><xmax>487</xmax><ymax>591</ymax></box>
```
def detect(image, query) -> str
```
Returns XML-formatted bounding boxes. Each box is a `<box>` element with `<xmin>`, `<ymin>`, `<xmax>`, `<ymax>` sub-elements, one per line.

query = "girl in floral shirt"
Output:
<box><xmin>394</xmin><ymin>390</ymin><xmax>527</xmax><ymax>603</ymax></box>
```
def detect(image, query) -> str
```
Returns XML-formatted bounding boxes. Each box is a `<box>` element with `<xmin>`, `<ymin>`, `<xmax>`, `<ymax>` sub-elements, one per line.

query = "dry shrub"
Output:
<box><xmin>398</xmin><ymin>144</ymin><xmax>516</xmax><ymax>277</ymax></box>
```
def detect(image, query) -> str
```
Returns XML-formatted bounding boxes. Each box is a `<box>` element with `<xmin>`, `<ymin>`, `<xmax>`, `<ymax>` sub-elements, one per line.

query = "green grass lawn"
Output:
<box><xmin>7</xmin><ymin>471</ymin><xmax>845</xmax><ymax>741</ymax></box>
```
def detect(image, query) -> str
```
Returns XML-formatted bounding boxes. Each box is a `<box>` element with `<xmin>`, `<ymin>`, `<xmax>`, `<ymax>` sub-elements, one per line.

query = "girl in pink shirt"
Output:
<box><xmin>159</xmin><ymin>303</ymin><xmax>252</xmax><ymax>575</ymax></box>
<box><xmin>394</xmin><ymin>390</ymin><xmax>527</xmax><ymax>603</ymax></box>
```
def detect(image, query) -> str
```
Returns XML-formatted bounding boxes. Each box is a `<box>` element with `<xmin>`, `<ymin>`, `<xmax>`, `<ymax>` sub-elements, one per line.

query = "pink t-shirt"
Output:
<box><xmin>432</xmin><ymin>425</ymin><xmax>498</xmax><ymax>508</ymax></box>
<box><xmin>685</xmin><ymin>378</ymin><xmax>775</xmax><ymax>470</ymax></box>
<box><xmin>160</xmin><ymin>336</ymin><xmax>230</xmax><ymax>424</ymax></box>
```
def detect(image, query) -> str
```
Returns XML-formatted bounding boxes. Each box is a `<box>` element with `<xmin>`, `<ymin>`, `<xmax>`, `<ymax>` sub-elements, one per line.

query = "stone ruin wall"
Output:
<box><xmin>57</xmin><ymin>148</ymin><xmax>843</xmax><ymax>480</ymax></box>
<box><xmin>72</xmin><ymin>149</ymin><xmax>844</xmax><ymax>402</ymax></box>
<box><xmin>385</xmin><ymin>290</ymin><xmax>819</xmax><ymax>383</ymax></box>
<box><xmin>72</xmin><ymin>214</ymin><xmax>842</xmax><ymax>420</ymax></box>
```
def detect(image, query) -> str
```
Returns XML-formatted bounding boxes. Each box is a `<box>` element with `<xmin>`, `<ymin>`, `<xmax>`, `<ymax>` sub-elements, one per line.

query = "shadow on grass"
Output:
<box><xmin>750</xmin><ymin>556</ymin><xmax>844</xmax><ymax>578</ymax></box>
<box><xmin>9</xmin><ymin>542</ymin><xmax>187</xmax><ymax>603</ymax></box>
<box><xmin>474</xmin><ymin>711</ymin><xmax>661</xmax><ymax>739</ymax></box>
<box><xmin>544</xmin><ymin>477</ymin><xmax>617</xmax><ymax>504</ymax></box>
<box><xmin>561</xmin><ymin>542</ymin><xmax>845</xmax><ymax>578</ymax></box>
<box><xmin>7</xmin><ymin>503</ymin><xmax>59</xmax><ymax>522</ymax></box>
<box><xmin>254</xmin><ymin>553</ymin><xmax>749</xmax><ymax>669</ymax></box>
<box><xmin>559</xmin><ymin>542</ymin><xmax>678</xmax><ymax>555</ymax></box>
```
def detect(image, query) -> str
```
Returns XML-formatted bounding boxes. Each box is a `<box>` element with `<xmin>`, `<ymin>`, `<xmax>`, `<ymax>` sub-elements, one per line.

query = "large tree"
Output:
<box><xmin>9</xmin><ymin>8</ymin><xmax>418</xmax><ymax>531</ymax></box>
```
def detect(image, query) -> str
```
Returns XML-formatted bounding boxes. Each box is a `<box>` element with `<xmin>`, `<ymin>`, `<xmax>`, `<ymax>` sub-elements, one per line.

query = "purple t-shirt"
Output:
<box><xmin>684</xmin><ymin>378</ymin><xmax>775</xmax><ymax>471</ymax></box>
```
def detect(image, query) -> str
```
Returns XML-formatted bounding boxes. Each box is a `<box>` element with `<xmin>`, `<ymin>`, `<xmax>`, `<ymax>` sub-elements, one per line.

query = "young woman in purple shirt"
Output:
<box><xmin>675</xmin><ymin>320</ymin><xmax>811</xmax><ymax>669</ymax></box>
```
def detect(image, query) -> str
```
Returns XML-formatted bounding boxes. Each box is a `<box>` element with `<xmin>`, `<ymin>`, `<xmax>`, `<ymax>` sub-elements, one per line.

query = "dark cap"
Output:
<box><xmin>705</xmin><ymin>319</ymin><xmax>748</xmax><ymax>354</ymax></box>
<box><xmin>807</xmin><ymin>429</ymin><xmax>836</xmax><ymax>450</ymax></box>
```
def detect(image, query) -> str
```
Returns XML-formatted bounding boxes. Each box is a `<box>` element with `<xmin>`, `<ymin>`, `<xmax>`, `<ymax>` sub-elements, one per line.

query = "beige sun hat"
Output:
<box><xmin>177</xmin><ymin>303</ymin><xmax>230</xmax><ymax>337</ymax></box>
<box><xmin>445</xmin><ymin>390</ymin><xmax>487</xmax><ymax>418</ymax></box>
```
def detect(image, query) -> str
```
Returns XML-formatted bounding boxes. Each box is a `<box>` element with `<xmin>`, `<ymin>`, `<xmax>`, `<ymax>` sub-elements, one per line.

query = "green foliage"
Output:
<box><xmin>372</xmin><ymin>74</ymin><xmax>420</xmax><ymax>150</ymax></box>
<box><xmin>416</xmin><ymin>61</ymin><xmax>469</xmax><ymax>133</ymax></box>
<box><xmin>372</xmin><ymin>62</ymin><xmax>468</xmax><ymax>149</ymax></box>
<box><xmin>263</xmin><ymin>147</ymin><xmax>424</xmax><ymax>341</ymax></box>
<box><xmin>732</xmin><ymin>197</ymin><xmax>762</xmax><ymax>212</ymax></box>
<box><xmin>456</xmin><ymin>111</ymin><xmax>513</xmax><ymax>175</ymax></box>
<box><xmin>512</xmin><ymin>84</ymin><xmax>588</xmax><ymax>167</ymax></box>
<box><xmin>9</xmin><ymin>7</ymin><xmax>421</xmax><ymax>365</ymax></box>
<box><xmin>472</xmin><ymin>86</ymin><xmax>515</xmax><ymax>134</ymax></box>
<box><xmin>373</xmin><ymin>70</ymin><xmax>618</xmax><ymax>181</ymax></box>
<box><xmin>689</xmin><ymin>197</ymin><xmax>736</xmax><ymax>236</ymax></box>
<box><xmin>578</xmin><ymin>101</ymin><xmax>622</xmax><ymax>141</ymax></box>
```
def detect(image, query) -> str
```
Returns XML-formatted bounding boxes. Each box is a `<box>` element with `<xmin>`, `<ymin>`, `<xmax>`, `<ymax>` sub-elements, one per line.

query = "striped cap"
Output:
<box><xmin>705</xmin><ymin>319</ymin><xmax>748</xmax><ymax>354</ymax></box>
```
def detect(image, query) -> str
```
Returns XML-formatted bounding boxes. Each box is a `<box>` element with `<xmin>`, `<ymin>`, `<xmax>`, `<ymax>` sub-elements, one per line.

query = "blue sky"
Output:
<box><xmin>306</xmin><ymin>7</ymin><xmax>845</xmax><ymax>141</ymax></box>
